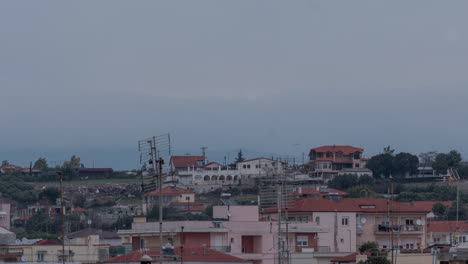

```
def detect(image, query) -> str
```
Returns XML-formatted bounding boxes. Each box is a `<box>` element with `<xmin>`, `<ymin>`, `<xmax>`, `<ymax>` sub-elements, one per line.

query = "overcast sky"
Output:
<box><xmin>1</xmin><ymin>1</ymin><xmax>468</xmax><ymax>169</ymax></box>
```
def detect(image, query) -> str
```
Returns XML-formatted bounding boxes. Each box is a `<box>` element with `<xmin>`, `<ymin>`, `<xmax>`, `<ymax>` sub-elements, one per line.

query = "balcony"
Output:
<box><xmin>375</xmin><ymin>225</ymin><xmax>422</xmax><ymax>234</ymax></box>
<box><xmin>210</xmin><ymin>246</ymin><xmax>231</xmax><ymax>253</ymax></box>
<box><xmin>0</xmin><ymin>248</ymin><xmax>23</xmax><ymax>255</ymax></box>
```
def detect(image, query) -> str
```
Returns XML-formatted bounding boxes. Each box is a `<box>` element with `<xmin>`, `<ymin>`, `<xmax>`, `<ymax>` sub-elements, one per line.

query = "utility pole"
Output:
<box><xmin>56</xmin><ymin>171</ymin><xmax>65</xmax><ymax>264</ymax></box>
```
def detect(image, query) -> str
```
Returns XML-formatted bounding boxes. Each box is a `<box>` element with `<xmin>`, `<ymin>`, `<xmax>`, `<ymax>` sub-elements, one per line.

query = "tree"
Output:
<box><xmin>235</xmin><ymin>150</ymin><xmax>245</xmax><ymax>163</ymax></box>
<box><xmin>358</xmin><ymin>175</ymin><xmax>375</xmax><ymax>186</ymax></box>
<box><xmin>366</xmin><ymin>153</ymin><xmax>394</xmax><ymax>178</ymax></box>
<box><xmin>39</xmin><ymin>187</ymin><xmax>61</xmax><ymax>204</ymax></box>
<box><xmin>392</xmin><ymin>152</ymin><xmax>419</xmax><ymax>177</ymax></box>
<box><xmin>329</xmin><ymin>174</ymin><xmax>358</xmax><ymax>190</ymax></box>
<box><xmin>447</xmin><ymin>150</ymin><xmax>462</xmax><ymax>167</ymax></box>
<box><xmin>347</xmin><ymin>186</ymin><xmax>376</xmax><ymax>198</ymax></box>
<box><xmin>359</xmin><ymin>241</ymin><xmax>378</xmax><ymax>254</ymax></box>
<box><xmin>419</xmin><ymin>151</ymin><xmax>437</xmax><ymax>167</ymax></box>
<box><xmin>383</xmin><ymin>146</ymin><xmax>395</xmax><ymax>155</ymax></box>
<box><xmin>433</xmin><ymin>153</ymin><xmax>449</xmax><ymax>175</ymax></box>
<box><xmin>33</xmin><ymin>158</ymin><xmax>48</xmax><ymax>171</ymax></box>
<box><xmin>62</xmin><ymin>155</ymin><xmax>82</xmax><ymax>180</ymax></box>
<box><xmin>432</xmin><ymin>203</ymin><xmax>447</xmax><ymax>218</ymax></box>
<box><xmin>432</xmin><ymin>150</ymin><xmax>463</xmax><ymax>175</ymax></box>
<box><xmin>1</xmin><ymin>160</ymin><xmax>9</xmax><ymax>166</ymax></box>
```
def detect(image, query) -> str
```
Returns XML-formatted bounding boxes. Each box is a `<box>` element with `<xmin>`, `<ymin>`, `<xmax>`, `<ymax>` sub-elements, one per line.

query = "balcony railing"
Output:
<box><xmin>376</xmin><ymin>225</ymin><xmax>421</xmax><ymax>233</ymax></box>
<box><xmin>210</xmin><ymin>246</ymin><xmax>231</xmax><ymax>253</ymax></box>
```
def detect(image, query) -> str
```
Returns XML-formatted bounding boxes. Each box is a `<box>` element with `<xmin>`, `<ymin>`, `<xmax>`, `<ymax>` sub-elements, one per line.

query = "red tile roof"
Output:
<box><xmin>292</xmin><ymin>188</ymin><xmax>347</xmax><ymax>197</ymax></box>
<box><xmin>170</xmin><ymin>156</ymin><xmax>205</xmax><ymax>168</ymax></box>
<box><xmin>427</xmin><ymin>221</ymin><xmax>468</xmax><ymax>233</ymax></box>
<box><xmin>264</xmin><ymin>198</ymin><xmax>432</xmax><ymax>214</ymax></box>
<box><xmin>311</xmin><ymin>145</ymin><xmax>364</xmax><ymax>155</ymax></box>
<box><xmin>71</xmin><ymin>207</ymin><xmax>88</xmax><ymax>213</ymax></box>
<box><xmin>144</xmin><ymin>186</ymin><xmax>195</xmax><ymax>197</ymax></box>
<box><xmin>331</xmin><ymin>253</ymin><xmax>356</xmax><ymax>263</ymax></box>
<box><xmin>34</xmin><ymin>240</ymin><xmax>60</xmax><ymax>246</ymax></box>
<box><xmin>104</xmin><ymin>248</ymin><xmax>247</xmax><ymax>263</ymax></box>
<box><xmin>180</xmin><ymin>204</ymin><xmax>206</xmax><ymax>212</ymax></box>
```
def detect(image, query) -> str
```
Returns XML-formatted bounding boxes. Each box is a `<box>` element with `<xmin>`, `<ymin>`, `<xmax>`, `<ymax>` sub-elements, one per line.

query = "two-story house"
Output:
<box><xmin>305</xmin><ymin>145</ymin><xmax>367</xmax><ymax>181</ymax></box>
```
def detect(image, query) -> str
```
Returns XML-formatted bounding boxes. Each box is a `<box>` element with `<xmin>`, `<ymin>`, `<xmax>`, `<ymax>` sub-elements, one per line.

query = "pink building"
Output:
<box><xmin>118</xmin><ymin>206</ymin><xmax>349</xmax><ymax>264</ymax></box>
<box><xmin>262</xmin><ymin>197</ymin><xmax>431</xmax><ymax>252</ymax></box>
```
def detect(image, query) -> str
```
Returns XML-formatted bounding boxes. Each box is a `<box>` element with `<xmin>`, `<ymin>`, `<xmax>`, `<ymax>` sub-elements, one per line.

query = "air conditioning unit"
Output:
<box><xmin>302</xmin><ymin>248</ymin><xmax>315</xmax><ymax>253</ymax></box>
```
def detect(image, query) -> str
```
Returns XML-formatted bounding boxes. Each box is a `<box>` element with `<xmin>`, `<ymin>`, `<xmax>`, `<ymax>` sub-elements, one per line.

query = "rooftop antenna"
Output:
<box><xmin>259</xmin><ymin>174</ymin><xmax>295</xmax><ymax>264</ymax></box>
<box><xmin>138</xmin><ymin>133</ymin><xmax>171</xmax><ymax>264</ymax></box>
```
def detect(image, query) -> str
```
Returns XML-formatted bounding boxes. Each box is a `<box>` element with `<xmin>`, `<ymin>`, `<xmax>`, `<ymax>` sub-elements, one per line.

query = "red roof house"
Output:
<box><xmin>104</xmin><ymin>248</ymin><xmax>250</xmax><ymax>264</ymax></box>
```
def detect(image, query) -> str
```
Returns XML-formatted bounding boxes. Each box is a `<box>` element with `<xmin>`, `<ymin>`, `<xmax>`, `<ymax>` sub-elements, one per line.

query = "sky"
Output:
<box><xmin>1</xmin><ymin>1</ymin><xmax>468</xmax><ymax>170</ymax></box>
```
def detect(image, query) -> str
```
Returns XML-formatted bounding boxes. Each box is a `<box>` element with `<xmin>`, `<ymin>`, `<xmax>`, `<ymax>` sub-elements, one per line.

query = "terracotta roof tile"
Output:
<box><xmin>170</xmin><ymin>156</ymin><xmax>205</xmax><ymax>168</ymax></box>
<box><xmin>311</xmin><ymin>145</ymin><xmax>364</xmax><ymax>155</ymax></box>
<box><xmin>34</xmin><ymin>240</ymin><xmax>60</xmax><ymax>246</ymax></box>
<box><xmin>331</xmin><ymin>253</ymin><xmax>356</xmax><ymax>263</ymax></box>
<box><xmin>104</xmin><ymin>248</ymin><xmax>247</xmax><ymax>263</ymax></box>
<box><xmin>427</xmin><ymin>221</ymin><xmax>468</xmax><ymax>233</ymax></box>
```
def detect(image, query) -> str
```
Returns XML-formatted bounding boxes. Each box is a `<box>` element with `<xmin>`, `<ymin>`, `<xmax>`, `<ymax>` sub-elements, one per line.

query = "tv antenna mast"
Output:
<box><xmin>138</xmin><ymin>133</ymin><xmax>171</xmax><ymax>264</ymax></box>
<box><xmin>259</xmin><ymin>174</ymin><xmax>294</xmax><ymax>264</ymax></box>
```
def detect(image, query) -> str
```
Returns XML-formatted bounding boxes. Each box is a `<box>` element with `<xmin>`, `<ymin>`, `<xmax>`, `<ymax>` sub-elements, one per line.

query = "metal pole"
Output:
<box><xmin>158</xmin><ymin>157</ymin><xmax>164</xmax><ymax>264</ymax></box>
<box><xmin>277</xmin><ymin>179</ymin><xmax>282</xmax><ymax>264</ymax></box>
<box><xmin>57</xmin><ymin>171</ymin><xmax>65</xmax><ymax>264</ymax></box>
<box><xmin>181</xmin><ymin>226</ymin><xmax>184</xmax><ymax>264</ymax></box>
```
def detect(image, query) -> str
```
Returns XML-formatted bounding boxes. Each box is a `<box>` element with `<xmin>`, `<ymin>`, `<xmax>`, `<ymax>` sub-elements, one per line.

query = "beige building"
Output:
<box><xmin>2</xmin><ymin>236</ymin><xmax>110</xmax><ymax>263</ymax></box>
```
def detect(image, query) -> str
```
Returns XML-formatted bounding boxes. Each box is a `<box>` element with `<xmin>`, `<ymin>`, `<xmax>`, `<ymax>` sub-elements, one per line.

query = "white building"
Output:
<box><xmin>236</xmin><ymin>158</ymin><xmax>285</xmax><ymax>178</ymax></box>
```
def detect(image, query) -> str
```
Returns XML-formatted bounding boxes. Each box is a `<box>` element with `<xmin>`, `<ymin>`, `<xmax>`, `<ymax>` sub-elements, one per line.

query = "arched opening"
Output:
<box><xmin>219</xmin><ymin>175</ymin><xmax>225</xmax><ymax>181</ymax></box>
<box><xmin>211</xmin><ymin>175</ymin><xmax>218</xmax><ymax>181</ymax></box>
<box><xmin>226</xmin><ymin>175</ymin><xmax>232</xmax><ymax>181</ymax></box>
<box><xmin>233</xmin><ymin>176</ymin><xmax>238</xmax><ymax>181</ymax></box>
<box><xmin>204</xmin><ymin>175</ymin><xmax>210</xmax><ymax>181</ymax></box>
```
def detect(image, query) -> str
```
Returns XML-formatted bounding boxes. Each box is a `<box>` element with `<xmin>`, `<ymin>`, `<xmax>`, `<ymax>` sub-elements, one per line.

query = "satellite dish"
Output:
<box><xmin>87</xmin><ymin>219</ymin><xmax>92</xmax><ymax>225</ymax></box>
<box><xmin>21</xmin><ymin>256</ymin><xmax>28</xmax><ymax>262</ymax></box>
<box><xmin>416</xmin><ymin>220</ymin><xmax>422</xmax><ymax>226</ymax></box>
<box><xmin>361</xmin><ymin>217</ymin><xmax>367</xmax><ymax>224</ymax></box>
<box><xmin>227</xmin><ymin>210</ymin><xmax>232</xmax><ymax>217</ymax></box>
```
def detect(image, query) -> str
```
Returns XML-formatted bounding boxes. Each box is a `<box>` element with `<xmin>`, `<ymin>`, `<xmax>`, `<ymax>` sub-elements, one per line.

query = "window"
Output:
<box><xmin>243</xmin><ymin>165</ymin><xmax>246</xmax><ymax>169</ymax></box>
<box><xmin>255</xmin><ymin>164</ymin><xmax>260</xmax><ymax>168</ymax></box>
<box><xmin>297</xmin><ymin>236</ymin><xmax>308</xmax><ymax>246</ymax></box>
<box><xmin>316</xmin><ymin>216</ymin><xmax>320</xmax><ymax>225</ymax></box>
<box><xmin>406</xmin><ymin>244</ymin><xmax>414</xmax><ymax>249</ymax></box>
<box><xmin>341</xmin><ymin>238</ymin><xmax>344</xmax><ymax>243</ymax></box>
<box><xmin>342</xmin><ymin>217</ymin><xmax>349</xmax><ymax>226</ymax></box>
<box><xmin>355</xmin><ymin>163</ymin><xmax>360</xmax><ymax>168</ymax></box>
<box><xmin>231</xmin><ymin>238</ymin><xmax>235</xmax><ymax>243</ymax></box>
<box><xmin>337</xmin><ymin>152</ymin><xmax>343</xmax><ymax>158</ymax></box>
<box><xmin>37</xmin><ymin>251</ymin><xmax>46</xmax><ymax>262</ymax></box>
<box><xmin>140</xmin><ymin>238</ymin><xmax>145</xmax><ymax>249</ymax></box>
<box><xmin>247</xmin><ymin>164</ymin><xmax>251</xmax><ymax>169</ymax></box>
<box><xmin>406</xmin><ymin>219</ymin><xmax>414</xmax><ymax>226</ymax></box>
<box><xmin>185</xmin><ymin>196</ymin><xmax>190</xmax><ymax>201</ymax></box>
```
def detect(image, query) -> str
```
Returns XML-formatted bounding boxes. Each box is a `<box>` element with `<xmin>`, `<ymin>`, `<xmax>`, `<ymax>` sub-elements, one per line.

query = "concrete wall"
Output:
<box><xmin>213</xmin><ymin>206</ymin><xmax>259</xmax><ymax>221</ymax></box>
